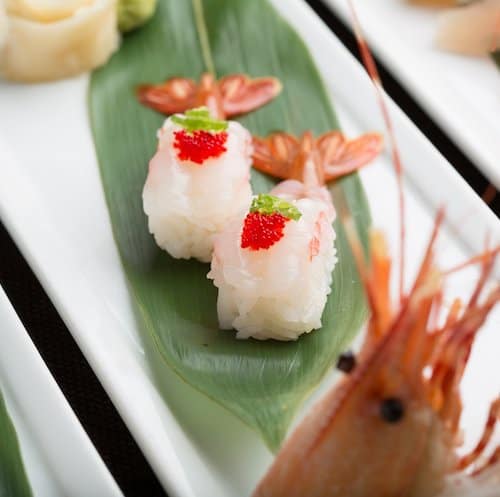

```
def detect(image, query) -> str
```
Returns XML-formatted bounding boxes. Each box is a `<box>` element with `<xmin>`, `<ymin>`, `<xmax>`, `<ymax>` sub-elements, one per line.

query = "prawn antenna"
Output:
<box><xmin>347</xmin><ymin>0</ymin><xmax>407</xmax><ymax>303</ymax></box>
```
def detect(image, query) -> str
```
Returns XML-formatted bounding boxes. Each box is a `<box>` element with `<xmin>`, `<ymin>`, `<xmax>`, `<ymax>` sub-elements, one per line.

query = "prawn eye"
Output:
<box><xmin>380</xmin><ymin>397</ymin><xmax>404</xmax><ymax>423</ymax></box>
<box><xmin>336</xmin><ymin>351</ymin><xmax>356</xmax><ymax>373</ymax></box>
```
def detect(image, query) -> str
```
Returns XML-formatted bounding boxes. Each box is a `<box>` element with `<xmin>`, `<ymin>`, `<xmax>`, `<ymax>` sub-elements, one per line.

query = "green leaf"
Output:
<box><xmin>171</xmin><ymin>107</ymin><xmax>229</xmax><ymax>132</ymax></box>
<box><xmin>250</xmin><ymin>194</ymin><xmax>302</xmax><ymax>221</ymax></box>
<box><xmin>89</xmin><ymin>0</ymin><xmax>371</xmax><ymax>451</ymax></box>
<box><xmin>0</xmin><ymin>389</ymin><xmax>33</xmax><ymax>497</ymax></box>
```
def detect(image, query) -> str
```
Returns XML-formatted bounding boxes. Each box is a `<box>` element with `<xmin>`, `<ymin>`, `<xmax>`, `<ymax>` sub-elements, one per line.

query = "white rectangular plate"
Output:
<box><xmin>323</xmin><ymin>0</ymin><xmax>500</xmax><ymax>188</ymax></box>
<box><xmin>0</xmin><ymin>287</ymin><xmax>122</xmax><ymax>497</ymax></box>
<box><xmin>0</xmin><ymin>1</ymin><xmax>499</xmax><ymax>496</ymax></box>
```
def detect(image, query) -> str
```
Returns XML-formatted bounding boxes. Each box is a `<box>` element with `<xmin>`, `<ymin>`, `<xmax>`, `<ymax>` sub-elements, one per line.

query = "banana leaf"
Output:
<box><xmin>0</xmin><ymin>388</ymin><xmax>33</xmax><ymax>497</ymax></box>
<box><xmin>89</xmin><ymin>0</ymin><xmax>371</xmax><ymax>451</ymax></box>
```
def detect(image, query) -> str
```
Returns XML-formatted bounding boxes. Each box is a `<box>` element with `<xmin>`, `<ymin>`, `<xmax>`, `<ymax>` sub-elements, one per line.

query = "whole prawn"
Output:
<box><xmin>253</xmin><ymin>2</ymin><xmax>500</xmax><ymax>496</ymax></box>
<box><xmin>253</xmin><ymin>213</ymin><xmax>500</xmax><ymax>497</ymax></box>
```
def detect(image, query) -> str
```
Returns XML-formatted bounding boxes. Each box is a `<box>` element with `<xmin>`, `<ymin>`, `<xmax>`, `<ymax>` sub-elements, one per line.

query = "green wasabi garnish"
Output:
<box><xmin>250</xmin><ymin>194</ymin><xmax>302</xmax><ymax>221</ymax></box>
<box><xmin>172</xmin><ymin>107</ymin><xmax>228</xmax><ymax>133</ymax></box>
<box><xmin>118</xmin><ymin>0</ymin><xmax>158</xmax><ymax>33</ymax></box>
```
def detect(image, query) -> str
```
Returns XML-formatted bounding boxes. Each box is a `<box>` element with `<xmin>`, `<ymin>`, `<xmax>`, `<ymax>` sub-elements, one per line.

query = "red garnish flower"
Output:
<box><xmin>241</xmin><ymin>212</ymin><xmax>290</xmax><ymax>251</ymax></box>
<box><xmin>173</xmin><ymin>129</ymin><xmax>227</xmax><ymax>165</ymax></box>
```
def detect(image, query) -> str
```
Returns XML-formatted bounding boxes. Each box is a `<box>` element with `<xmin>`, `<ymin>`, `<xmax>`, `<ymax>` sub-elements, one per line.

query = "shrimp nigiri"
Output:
<box><xmin>207</xmin><ymin>130</ymin><xmax>383</xmax><ymax>340</ymax></box>
<box><xmin>142</xmin><ymin>107</ymin><xmax>253</xmax><ymax>262</ymax></box>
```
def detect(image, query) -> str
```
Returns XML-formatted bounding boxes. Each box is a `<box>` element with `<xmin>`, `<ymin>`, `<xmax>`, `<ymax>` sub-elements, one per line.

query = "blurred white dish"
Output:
<box><xmin>0</xmin><ymin>287</ymin><xmax>123</xmax><ymax>497</ymax></box>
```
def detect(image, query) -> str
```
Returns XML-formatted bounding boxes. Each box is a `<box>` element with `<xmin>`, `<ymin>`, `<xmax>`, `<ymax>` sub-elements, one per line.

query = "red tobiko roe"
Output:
<box><xmin>173</xmin><ymin>129</ymin><xmax>228</xmax><ymax>164</ymax></box>
<box><xmin>241</xmin><ymin>212</ymin><xmax>290</xmax><ymax>251</ymax></box>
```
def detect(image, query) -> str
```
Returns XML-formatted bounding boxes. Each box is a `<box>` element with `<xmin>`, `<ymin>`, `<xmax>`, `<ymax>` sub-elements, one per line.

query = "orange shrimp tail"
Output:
<box><xmin>219</xmin><ymin>74</ymin><xmax>282</xmax><ymax>118</ymax></box>
<box><xmin>252</xmin><ymin>130</ymin><xmax>383</xmax><ymax>187</ymax></box>
<box><xmin>137</xmin><ymin>72</ymin><xmax>282</xmax><ymax>119</ymax></box>
<box><xmin>137</xmin><ymin>77</ymin><xmax>198</xmax><ymax>115</ymax></box>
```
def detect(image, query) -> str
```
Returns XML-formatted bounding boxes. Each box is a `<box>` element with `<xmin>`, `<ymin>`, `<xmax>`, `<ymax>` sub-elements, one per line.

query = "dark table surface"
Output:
<box><xmin>0</xmin><ymin>2</ymin><xmax>498</xmax><ymax>496</ymax></box>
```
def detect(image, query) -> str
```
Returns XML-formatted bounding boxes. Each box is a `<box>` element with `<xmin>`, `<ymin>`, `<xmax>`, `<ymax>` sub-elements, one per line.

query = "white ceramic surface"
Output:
<box><xmin>323</xmin><ymin>0</ymin><xmax>500</xmax><ymax>188</ymax></box>
<box><xmin>0</xmin><ymin>287</ymin><xmax>123</xmax><ymax>497</ymax></box>
<box><xmin>0</xmin><ymin>1</ymin><xmax>499</xmax><ymax>496</ymax></box>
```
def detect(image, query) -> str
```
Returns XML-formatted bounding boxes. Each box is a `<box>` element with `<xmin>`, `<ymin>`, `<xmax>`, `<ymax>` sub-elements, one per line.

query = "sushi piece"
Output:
<box><xmin>208</xmin><ymin>130</ymin><xmax>383</xmax><ymax>341</ymax></box>
<box><xmin>142</xmin><ymin>107</ymin><xmax>253</xmax><ymax>262</ymax></box>
<box><xmin>436</xmin><ymin>0</ymin><xmax>500</xmax><ymax>56</ymax></box>
<box><xmin>208</xmin><ymin>189</ymin><xmax>336</xmax><ymax>341</ymax></box>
